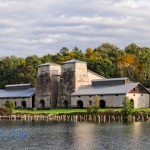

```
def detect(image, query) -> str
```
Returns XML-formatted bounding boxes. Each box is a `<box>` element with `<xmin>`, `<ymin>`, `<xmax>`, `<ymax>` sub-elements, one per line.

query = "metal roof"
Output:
<box><xmin>92</xmin><ymin>77</ymin><xmax>129</xmax><ymax>82</ymax></box>
<box><xmin>0</xmin><ymin>88</ymin><xmax>35</xmax><ymax>98</ymax></box>
<box><xmin>62</xmin><ymin>59</ymin><xmax>86</xmax><ymax>64</ymax></box>
<box><xmin>38</xmin><ymin>62</ymin><xmax>60</xmax><ymax>67</ymax></box>
<box><xmin>71</xmin><ymin>82</ymin><xmax>140</xmax><ymax>96</ymax></box>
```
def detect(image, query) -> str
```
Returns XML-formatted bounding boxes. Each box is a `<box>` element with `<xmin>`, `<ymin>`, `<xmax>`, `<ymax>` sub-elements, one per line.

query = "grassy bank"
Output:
<box><xmin>12</xmin><ymin>108</ymin><xmax>150</xmax><ymax>115</ymax></box>
<box><xmin>13</xmin><ymin>109</ymin><xmax>87</xmax><ymax>115</ymax></box>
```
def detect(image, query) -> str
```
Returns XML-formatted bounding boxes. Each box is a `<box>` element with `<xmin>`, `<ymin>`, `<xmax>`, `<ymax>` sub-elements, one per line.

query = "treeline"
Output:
<box><xmin>0</xmin><ymin>43</ymin><xmax>150</xmax><ymax>88</ymax></box>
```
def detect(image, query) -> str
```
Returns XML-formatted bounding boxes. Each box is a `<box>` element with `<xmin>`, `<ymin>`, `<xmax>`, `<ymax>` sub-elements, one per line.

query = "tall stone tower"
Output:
<box><xmin>35</xmin><ymin>62</ymin><xmax>61</xmax><ymax>108</ymax></box>
<box><xmin>57</xmin><ymin>59</ymin><xmax>89</xmax><ymax>107</ymax></box>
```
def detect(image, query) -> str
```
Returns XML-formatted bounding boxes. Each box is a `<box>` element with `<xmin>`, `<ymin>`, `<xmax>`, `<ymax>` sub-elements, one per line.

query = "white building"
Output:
<box><xmin>0</xmin><ymin>84</ymin><xmax>35</xmax><ymax>108</ymax></box>
<box><xmin>71</xmin><ymin>78</ymin><xmax>150</xmax><ymax>108</ymax></box>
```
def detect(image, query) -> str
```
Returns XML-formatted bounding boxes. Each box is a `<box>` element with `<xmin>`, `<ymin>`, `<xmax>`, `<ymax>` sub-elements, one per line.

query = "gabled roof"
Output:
<box><xmin>38</xmin><ymin>62</ymin><xmax>60</xmax><ymax>67</ymax></box>
<box><xmin>72</xmin><ymin>82</ymin><xmax>141</xmax><ymax>96</ymax></box>
<box><xmin>62</xmin><ymin>59</ymin><xmax>86</xmax><ymax>64</ymax></box>
<box><xmin>0</xmin><ymin>88</ymin><xmax>35</xmax><ymax>98</ymax></box>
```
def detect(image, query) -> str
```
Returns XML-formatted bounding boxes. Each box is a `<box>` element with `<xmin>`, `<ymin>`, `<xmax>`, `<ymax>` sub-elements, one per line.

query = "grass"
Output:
<box><xmin>13</xmin><ymin>109</ymin><xmax>87</xmax><ymax>115</ymax></box>
<box><xmin>12</xmin><ymin>108</ymin><xmax>150</xmax><ymax>115</ymax></box>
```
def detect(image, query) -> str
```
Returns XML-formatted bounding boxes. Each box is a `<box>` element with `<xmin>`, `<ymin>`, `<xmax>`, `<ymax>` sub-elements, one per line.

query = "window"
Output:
<box><xmin>141</xmin><ymin>94</ymin><xmax>143</xmax><ymax>96</ymax></box>
<box><xmin>133</xmin><ymin>94</ymin><xmax>135</xmax><ymax>96</ymax></box>
<box><xmin>78</xmin><ymin>96</ymin><xmax>81</xmax><ymax>98</ymax></box>
<box><xmin>141</xmin><ymin>88</ymin><xmax>144</xmax><ymax>91</ymax></box>
<box><xmin>77</xmin><ymin>100</ymin><xmax>83</xmax><ymax>108</ymax></box>
<box><xmin>133</xmin><ymin>88</ymin><xmax>135</xmax><ymax>91</ymax></box>
<box><xmin>89</xmin><ymin>95</ymin><xmax>91</xmax><ymax>97</ymax></box>
<box><xmin>100</xmin><ymin>95</ymin><xmax>103</xmax><ymax>97</ymax></box>
<box><xmin>22</xmin><ymin>101</ymin><xmax>26</xmax><ymax>108</ymax></box>
<box><xmin>116</xmin><ymin>94</ymin><xmax>118</xmax><ymax>96</ymax></box>
<box><xmin>89</xmin><ymin>101</ymin><xmax>92</xmax><ymax>106</ymax></box>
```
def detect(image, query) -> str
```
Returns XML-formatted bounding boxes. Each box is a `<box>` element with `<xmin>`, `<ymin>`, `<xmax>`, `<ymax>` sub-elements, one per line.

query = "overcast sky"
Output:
<box><xmin>0</xmin><ymin>0</ymin><xmax>150</xmax><ymax>57</ymax></box>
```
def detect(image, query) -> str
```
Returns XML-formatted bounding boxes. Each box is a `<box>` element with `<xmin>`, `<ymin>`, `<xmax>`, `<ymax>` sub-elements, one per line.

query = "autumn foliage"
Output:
<box><xmin>0</xmin><ymin>43</ymin><xmax>150</xmax><ymax>88</ymax></box>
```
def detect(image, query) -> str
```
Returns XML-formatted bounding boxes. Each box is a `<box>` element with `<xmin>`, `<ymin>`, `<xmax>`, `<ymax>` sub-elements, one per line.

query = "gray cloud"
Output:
<box><xmin>0</xmin><ymin>0</ymin><xmax>150</xmax><ymax>57</ymax></box>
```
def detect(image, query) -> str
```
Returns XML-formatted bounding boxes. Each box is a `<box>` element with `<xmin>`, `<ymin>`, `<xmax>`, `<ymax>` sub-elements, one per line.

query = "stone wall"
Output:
<box><xmin>126</xmin><ymin>93</ymin><xmax>150</xmax><ymax>108</ymax></box>
<box><xmin>58</xmin><ymin>62</ymin><xmax>91</xmax><ymax>108</ymax></box>
<box><xmin>71</xmin><ymin>94</ymin><xmax>125</xmax><ymax>108</ymax></box>
<box><xmin>58</xmin><ymin>68</ymin><xmax>75</xmax><ymax>107</ymax></box>
<box><xmin>35</xmin><ymin>73</ymin><xmax>51</xmax><ymax>108</ymax></box>
<box><xmin>71</xmin><ymin>93</ymin><xmax>150</xmax><ymax>108</ymax></box>
<box><xmin>35</xmin><ymin>73</ymin><xmax>60</xmax><ymax>108</ymax></box>
<box><xmin>75</xmin><ymin>62</ymin><xmax>89</xmax><ymax>90</ymax></box>
<box><xmin>35</xmin><ymin>64</ymin><xmax>61</xmax><ymax>108</ymax></box>
<box><xmin>0</xmin><ymin>97</ymin><xmax>32</xmax><ymax>108</ymax></box>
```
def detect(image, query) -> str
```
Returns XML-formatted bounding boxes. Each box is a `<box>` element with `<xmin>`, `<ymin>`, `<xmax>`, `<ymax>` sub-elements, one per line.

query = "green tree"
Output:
<box><xmin>0</xmin><ymin>56</ymin><xmax>23</xmax><ymax>88</ymax></box>
<box><xmin>87</xmin><ymin>59</ymin><xmax>114</xmax><ymax>77</ymax></box>
<box><xmin>98</xmin><ymin>43</ymin><xmax>119</xmax><ymax>51</ymax></box>
<box><xmin>59</xmin><ymin>47</ymin><xmax>69</xmax><ymax>55</ymax></box>
<box><xmin>122</xmin><ymin>96</ymin><xmax>133</xmax><ymax>117</ymax></box>
<box><xmin>72</xmin><ymin>46</ymin><xmax>82</xmax><ymax>55</ymax></box>
<box><xmin>93</xmin><ymin>95</ymin><xmax>99</xmax><ymax>113</ymax></box>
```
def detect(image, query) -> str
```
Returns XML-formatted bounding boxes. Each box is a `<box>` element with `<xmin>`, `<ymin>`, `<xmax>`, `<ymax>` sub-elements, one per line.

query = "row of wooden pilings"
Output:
<box><xmin>0</xmin><ymin>114</ymin><xmax>150</xmax><ymax>122</ymax></box>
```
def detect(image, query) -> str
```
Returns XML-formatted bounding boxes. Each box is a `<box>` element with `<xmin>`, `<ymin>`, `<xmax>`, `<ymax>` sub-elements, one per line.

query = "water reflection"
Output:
<box><xmin>0</xmin><ymin>121</ymin><xmax>150</xmax><ymax>150</ymax></box>
<box><xmin>73</xmin><ymin>122</ymin><xmax>98</xmax><ymax>150</ymax></box>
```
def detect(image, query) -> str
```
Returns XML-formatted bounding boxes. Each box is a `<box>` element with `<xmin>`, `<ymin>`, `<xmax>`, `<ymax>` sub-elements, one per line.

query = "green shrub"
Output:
<box><xmin>15</xmin><ymin>106</ymin><xmax>23</xmax><ymax>109</ymax></box>
<box><xmin>5</xmin><ymin>101</ymin><xmax>15</xmax><ymax>109</ymax></box>
<box><xmin>86</xmin><ymin>107</ymin><xmax>92</xmax><ymax>113</ymax></box>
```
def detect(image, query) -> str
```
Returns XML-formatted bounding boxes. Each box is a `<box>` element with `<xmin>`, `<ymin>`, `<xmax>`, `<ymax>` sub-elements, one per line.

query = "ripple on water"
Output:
<box><xmin>0</xmin><ymin>121</ymin><xmax>150</xmax><ymax>150</ymax></box>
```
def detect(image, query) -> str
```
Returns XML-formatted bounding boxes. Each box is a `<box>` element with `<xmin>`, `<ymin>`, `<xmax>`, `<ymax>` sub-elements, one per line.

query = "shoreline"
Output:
<box><xmin>0</xmin><ymin>113</ymin><xmax>150</xmax><ymax>122</ymax></box>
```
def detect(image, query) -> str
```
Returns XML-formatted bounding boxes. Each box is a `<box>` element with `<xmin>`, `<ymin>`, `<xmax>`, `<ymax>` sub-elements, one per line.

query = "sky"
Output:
<box><xmin>0</xmin><ymin>0</ymin><xmax>150</xmax><ymax>57</ymax></box>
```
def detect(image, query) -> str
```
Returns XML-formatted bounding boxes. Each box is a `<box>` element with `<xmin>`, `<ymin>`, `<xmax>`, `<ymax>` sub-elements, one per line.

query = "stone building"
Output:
<box><xmin>0</xmin><ymin>84</ymin><xmax>35</xmax><ymax>108</ymax></box>
<box><xmin>35</xmin><ymin>59</ymin><xmax>150</xmax><ymax>109</ymax></box>
<box><xmin>35</xmin><ymin>59</ymin><xmax>103</xmax><ymax>108</ymax></box>
<box><xmin>71</xmin><ymin>78</ymin><xmax>150</xmax><ymax>108</ymax></box>
<box><xmin>35</xmin><ymin>62</ymin><xmax>61</xmax><ymax>108</ymax></box>
<box><xmin>57</xmin><ymin>59</ymin><xmax>103</xmax><ymax>107</ymax></box>
<box><xmin>0</xmin><ymin>59</ymin><xmax>148</xmax><ymax>109</ymax></box>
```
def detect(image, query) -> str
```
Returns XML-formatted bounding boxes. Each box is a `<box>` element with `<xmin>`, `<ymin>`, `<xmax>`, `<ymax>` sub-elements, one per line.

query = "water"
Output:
<box><xmin>0</xmin><ymin>121</ymin><xmax>150</xmax><ymax>150</ymax></box>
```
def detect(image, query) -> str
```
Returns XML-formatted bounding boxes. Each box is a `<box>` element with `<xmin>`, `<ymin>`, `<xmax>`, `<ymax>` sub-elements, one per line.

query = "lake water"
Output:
<box><xmin>0</xmin><ymin>121</ymin><xmax>150</xmax><ymax>150</ymax></box>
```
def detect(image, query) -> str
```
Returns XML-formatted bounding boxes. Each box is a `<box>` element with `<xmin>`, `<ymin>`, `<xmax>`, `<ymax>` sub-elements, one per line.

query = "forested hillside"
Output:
<box><xmin>0</xmin><ymin>43</ymin><xmax>150</xmax><ymax>88</ymax></box>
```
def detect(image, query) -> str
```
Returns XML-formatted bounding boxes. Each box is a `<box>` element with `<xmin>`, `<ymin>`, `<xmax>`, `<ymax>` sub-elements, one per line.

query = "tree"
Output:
<box><xmin>99</xmin><ymin>43</ymin><xmax>119</xmax><ymax>51</ymax></box>
<box><xmin>122</xmin><ymin>96</ymin><xmax>133</xmax><ymax>117</ymax></box>
<box><xmin>92</xmin><ymin>95</ymin><xmax>99</xmax><ymax>113</ymax></box>
<box><xmin>125</xmin><ymin>44</ymin><xmax>150</xmax><ymax>87</ymax></box>
<box><xmin>59</xmin><ymin>47</ymin><xmax>69</xmax><ymax>55</ymax></box>
<box><xmin>72</xmin><ymin>46</ymin><xmax>82</xmax><ymax>54</ymax></box>
<box><xmin>87</xmin><ymin>59</ymin><xmax>114</xmax><ymax>78</ymax></box>
<box><xmin>40</xmin><ymin>54</ymin><xmax>53</xmax><ymax>63</ymax></box>
<box><xmin>0</xmin><ymin>56</ymin><xmax>24</xmax><ymax>88</ymax></box>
